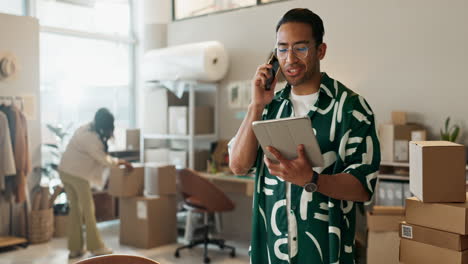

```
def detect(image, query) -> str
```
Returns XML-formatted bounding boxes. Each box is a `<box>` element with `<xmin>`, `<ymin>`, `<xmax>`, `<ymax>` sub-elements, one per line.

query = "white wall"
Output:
<box><xmin>0</xmin><ymin>13</ymin><xmax>41</xmax><ymax>168</ymax></box>
<box><xmin>167</xmin><ymin>0</ymin><xmax>468</xmax><ymax>144</ymax></box>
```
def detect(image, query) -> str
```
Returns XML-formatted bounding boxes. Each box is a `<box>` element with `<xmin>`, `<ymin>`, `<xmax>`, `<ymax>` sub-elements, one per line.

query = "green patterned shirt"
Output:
<box><xmin>249</xmin><ymin>72</ymin><xmax>381</xmax><ymax>264</ymax></box>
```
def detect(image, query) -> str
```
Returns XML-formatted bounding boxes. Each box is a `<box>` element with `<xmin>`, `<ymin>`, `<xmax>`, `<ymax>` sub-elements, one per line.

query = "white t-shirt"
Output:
<box><xmin>289</xmin><ymin>89</ymin><xmax>319</xmax><ymax>117</ymax></box>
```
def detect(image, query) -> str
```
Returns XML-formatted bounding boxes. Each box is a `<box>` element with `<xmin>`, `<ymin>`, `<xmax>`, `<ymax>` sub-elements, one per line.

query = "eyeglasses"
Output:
<box><xmin>275</xmin><ymin>43</ymin><xmax>311</xmax><ymax>60</ymax></box>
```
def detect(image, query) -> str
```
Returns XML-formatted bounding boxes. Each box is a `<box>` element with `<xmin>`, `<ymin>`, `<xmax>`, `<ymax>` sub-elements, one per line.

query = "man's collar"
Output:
<box><xmin>275</xmin><ymin>72</ymin><xmax>337</xmax><ymax>101</ymax></box>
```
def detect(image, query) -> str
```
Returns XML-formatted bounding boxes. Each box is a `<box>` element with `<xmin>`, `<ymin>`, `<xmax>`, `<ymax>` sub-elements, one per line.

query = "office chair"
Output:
<box><xmin>174</xmin><ymin>169</ymin><xmax>236</xmax><ymax>263</ymax></box>
<box><xmin>74</xmin><ymin>254</ymin><xmax>159</xmax><ymax>264</ymax></box>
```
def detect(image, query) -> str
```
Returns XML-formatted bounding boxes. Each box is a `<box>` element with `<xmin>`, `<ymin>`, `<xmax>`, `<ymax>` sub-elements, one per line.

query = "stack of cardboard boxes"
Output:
<box><xmin>366</xmin><ymin>206</ymin><xmax>405</xmax><ymax>264</ymax></box>
<box><xmin>399</xmin><ymin>141</ymin><xmax>467</xmax><ymax>263</ymax></box>
<box><xmin>108</xmin><ymin>163</ymin><xmax>178</xmax><ymax>249</ymax></box>
<box><xmin>365</xmin><ymin>111</ymin><xmax>427</xmax><ymax>263</ymax></box>
<box><xmin>379</xmin><ymin>111</ymin><xmax>426</xmax><ymax>163</ymax></box>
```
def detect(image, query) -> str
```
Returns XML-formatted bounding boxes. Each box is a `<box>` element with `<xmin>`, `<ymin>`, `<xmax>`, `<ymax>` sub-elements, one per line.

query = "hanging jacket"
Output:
<box><xmin>0</xmin><ymin>111</ymin><xmax>16</xmax><ymax>190</ymax></box>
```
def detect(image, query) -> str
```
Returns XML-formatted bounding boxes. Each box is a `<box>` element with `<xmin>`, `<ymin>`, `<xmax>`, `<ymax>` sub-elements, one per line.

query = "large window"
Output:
<box><xmin>37</xmin><ymin>0</ymin><xmax>130</xmax><ymax>36</ymax></box>
<box><xmin>40</xmin><ymin>34</ymin><xmax>132</xmax><ymax>130</ymax></box>
<box><xmin>0</xmin><ymin>1</ymin><xmax>24</xmax><ymax>15</ymax></box>
<box><xmin>36</xmin><ymin>0</ymin><xmax>135</xmax><ymax>143</ymax></box>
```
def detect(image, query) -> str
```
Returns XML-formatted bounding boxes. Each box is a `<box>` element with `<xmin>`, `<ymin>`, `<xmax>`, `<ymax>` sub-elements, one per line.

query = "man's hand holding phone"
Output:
<box><xmin>251</xmin><ymin>54</ymin><xmax>279</xmax><ymax>109</ymax></box>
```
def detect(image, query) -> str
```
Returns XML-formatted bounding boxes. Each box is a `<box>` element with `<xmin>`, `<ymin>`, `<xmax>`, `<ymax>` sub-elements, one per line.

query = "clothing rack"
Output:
<box><xmin>0</xmin><ymin>99</ymin><xmax>29</xmax><ymax>249</ymax></box>
<box><xmin>0</xmin><ymin>96</ymin><xmax>24</xmax><ymax>111</ymax></box>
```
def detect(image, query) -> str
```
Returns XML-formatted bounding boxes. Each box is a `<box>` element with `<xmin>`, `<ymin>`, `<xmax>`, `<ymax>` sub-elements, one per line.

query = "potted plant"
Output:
<box><xmin>440</xmin><ymin>117</ymin><xmax>460</xmax><ymax>142</ymax></box>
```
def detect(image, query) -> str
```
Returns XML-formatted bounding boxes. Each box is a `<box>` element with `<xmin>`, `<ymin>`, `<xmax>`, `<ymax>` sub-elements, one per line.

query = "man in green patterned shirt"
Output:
<box><xmin>229</xmin><ymin>8</ymin><xmax>381</xmax><ymax>264</ymax></box>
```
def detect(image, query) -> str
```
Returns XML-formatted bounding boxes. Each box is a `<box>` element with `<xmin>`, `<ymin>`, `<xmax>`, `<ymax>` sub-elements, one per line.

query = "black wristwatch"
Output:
<box><xmin>304</xmin><ymin>170</ymin><xmax>319</xmax><ymax>192</ymax></box>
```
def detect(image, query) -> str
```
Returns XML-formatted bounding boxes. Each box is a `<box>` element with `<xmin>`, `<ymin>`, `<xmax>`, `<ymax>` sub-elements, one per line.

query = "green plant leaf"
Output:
<box><xmin>451</xmin><ymin>126</ymin><xmax>460</xmax><ymax>142</ymax></box>
<box><xmin>445</xmin><ymin>117</ymin><xmax>450</xmax><ymax>132</ymax></box>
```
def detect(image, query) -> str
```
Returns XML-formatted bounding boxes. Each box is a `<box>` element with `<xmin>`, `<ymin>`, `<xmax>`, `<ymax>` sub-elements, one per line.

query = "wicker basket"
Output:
<box><xmin>29</xmin><ymin>208</ymin><xmax>54</xmax><ymax>244</ymax></box>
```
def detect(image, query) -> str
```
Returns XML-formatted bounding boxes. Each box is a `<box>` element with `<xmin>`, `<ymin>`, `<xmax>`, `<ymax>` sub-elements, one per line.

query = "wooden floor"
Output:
<box><xmin>0</xmin><ymin>220</ymin><xmax>250</xmax><ymax>264</ymax></box>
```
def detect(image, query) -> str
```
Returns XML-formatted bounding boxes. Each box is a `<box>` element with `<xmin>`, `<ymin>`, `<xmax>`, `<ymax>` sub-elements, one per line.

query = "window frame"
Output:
<box><xmin>0</xmin><ymin>0</ymin><xmax>27</xmax><ymax>15</ymax></box>
<box><xmin>172</xmin><ymin>0</ymin><xmax>290</xmax><ymax>21</ymax></box>
<box><xmin>25</xmin><ymin>0</ymin><xmax>137</xmax><ymax>128</ymax></box>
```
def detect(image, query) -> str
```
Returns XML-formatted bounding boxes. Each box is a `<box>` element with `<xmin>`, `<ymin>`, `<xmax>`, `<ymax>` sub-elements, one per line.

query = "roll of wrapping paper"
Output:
<box><xmin>142</xmin><ymin>41</ymin><xmax>229</xmax><ymax>82</ymax></box>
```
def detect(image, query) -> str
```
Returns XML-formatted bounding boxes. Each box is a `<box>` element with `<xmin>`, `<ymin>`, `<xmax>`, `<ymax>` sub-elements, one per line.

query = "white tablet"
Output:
<box><xmin>252</xmin><ymin>116</ymin><xmax>324</xmax><ymax>167</ymax></box>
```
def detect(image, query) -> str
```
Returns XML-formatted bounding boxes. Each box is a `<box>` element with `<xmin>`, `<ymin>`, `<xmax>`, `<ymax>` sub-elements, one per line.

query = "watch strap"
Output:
<box><xmin>312</xmin><ymin>170</ymin><xmax>319</xmax><ymax>184</ymax></box>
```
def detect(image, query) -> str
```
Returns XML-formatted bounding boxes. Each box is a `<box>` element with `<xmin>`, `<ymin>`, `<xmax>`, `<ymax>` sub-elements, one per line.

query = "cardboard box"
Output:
<box><xmin>400</xmin><ymin>238</ymin><xmax>468</xmax><ymax>264</ymax></box>
<box><xmin>194</xmin><ymin>106</ymin><xmax>214</xmax><ymax>134</ymax></box>
<box><xmin>145</xmin><ymin>148</ymin><xmax>170</xmax><ymax>163</ymax></box>
<box><xmin>367</xmin><ymin>206</ymin><xmax>405</xmax><ymax>232</ymax></box>
<box><xmin>400</xmin><ymin>222</ymin><xmax>468</xmax><ymax>251</ymax></box>
<box><xmin>194</xmin><ymin>150</ymin><xmax>210</xmax><ymax>171</ymax></box>
<box><xmin>144</xmin><ymin>164</ymin><xmax>176</xmax><ymax>196</ymax></box>
<box><xmin>367</xmin><ymin>231</ymin><xmax>400</xmax><ymax>264</ymax></box>
<box><xmin>168</xmin><ymin>106</ymin><xmax>214</xmax><ymax>135</ymax></box>
<box><xmin>409</xmin><ymin>141</ymin><xmax>466</xmax><ymax>202</ymax></box>
<box><xmin>143</xmin><ymin>87</ymin><xmax>188</xmax><ymax>134</ymax></box>
<box><xmin>379</xmin><ymin>123</ymin><xmax>425</xmax><ymax>162</ymax></box>
<box><xmin>394</xmin><ymin>139</ymin><xmax>409</xmax><ymax>161</ymax></box>
<box><xmin>108</xmin><ymin>164</ymin><xmax>144</xmax><ymax>197</ymax></box>
<box><xmin>169</xmin><ymin>106</ymin><xmax>188</xmax><ymax>135</ymax></box>
<box><xmin>411</xmin><ymin>130</ymin><xmax>427</xmax><ymax>141</ymax></box>
<box><xmin>169</xmin><ymin>150</ymin><xmax>187</xmax><ymax>168</ymax></box>
<box><xmin>119</xmin><ymin>196</ymin><xmax>177</xmax><ymax>248</ymax></box>
<box><xmin>406</xmin><ymin>194</ymin><xmax>468</xmax><ymax>234</ymax></box>
<box><xmin>93</xmin><ymin>191</ymin><xmax>117</xmax><ymax>222</ymax></box>
<box><xmin>126</xmin><ymin>129</ymin><xmax>140</xmax><ymax>150</ymax></box>
<box><xmin>391</xmin><ymin>111</ymin><xmax>407</xmax><ymax>125</ymax></box>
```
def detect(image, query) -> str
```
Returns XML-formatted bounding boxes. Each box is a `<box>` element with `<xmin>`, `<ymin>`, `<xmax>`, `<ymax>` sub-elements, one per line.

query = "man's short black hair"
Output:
<box><xmin>276</xmin><ymin>8</ymin><xmax>325</xmax><ymax>46</ymax></box>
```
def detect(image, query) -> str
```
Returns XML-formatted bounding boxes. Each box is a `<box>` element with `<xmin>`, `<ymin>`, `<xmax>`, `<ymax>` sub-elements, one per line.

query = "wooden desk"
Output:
<box><xmin>198</xmin><ymin>172</ymin><xmax>255</xmax><ymax>197</ymax></box>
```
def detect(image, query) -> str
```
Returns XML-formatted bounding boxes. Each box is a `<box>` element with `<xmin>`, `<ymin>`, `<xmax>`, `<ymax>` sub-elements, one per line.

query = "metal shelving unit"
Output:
<box><xmin>380</xmin><ymin>161</ymin><xmax>410</xmax><ymax>167</ymax></box>
<box><xmin>379</xmin><ymin>161</ymin><xmax>468</xmax><ymax>183</ymax></box>
<box><xmin>140</xmin><ymin>81</ymin><xmax>218</xmax><ymax>169</ymax></box>
<box><xmin>378</xmin><ymin>174</ymin><xmax>409</xmax><ymax>181</ymax></box>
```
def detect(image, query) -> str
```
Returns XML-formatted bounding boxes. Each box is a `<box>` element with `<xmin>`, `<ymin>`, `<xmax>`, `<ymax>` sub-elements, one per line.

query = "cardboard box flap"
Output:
<box><xmin>411</xmin><ymin>141</ymin><xmax>463</xmax><ymax>147</ymax></box>
<box><xmin>407</xmin><ymin>195</ymin><xmax>468</xmax><ymax>208</ymax></box>
<box><xmin>373</xmin><ymin>206</ymin><xmax>405</xmax><ymax>215</ymax></box>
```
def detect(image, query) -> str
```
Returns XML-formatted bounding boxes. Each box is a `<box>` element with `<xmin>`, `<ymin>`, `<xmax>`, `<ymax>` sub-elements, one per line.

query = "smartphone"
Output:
<box><xmin>265</xmin><ymin>53</ymin><xmax>280</xmax><ymax>91</ymax></box>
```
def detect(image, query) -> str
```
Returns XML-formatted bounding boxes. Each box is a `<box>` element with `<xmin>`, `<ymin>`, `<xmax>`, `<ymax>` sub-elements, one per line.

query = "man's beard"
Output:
<box><xmin>283</xmin><ymin>66</ymin><xmax>314</xmax><ymax>87</ymax></box>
